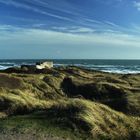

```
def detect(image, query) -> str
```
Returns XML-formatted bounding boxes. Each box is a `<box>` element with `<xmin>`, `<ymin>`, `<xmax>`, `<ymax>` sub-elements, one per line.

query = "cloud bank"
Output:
<box><xmin>0</xmin><ymin>25</ymin><xmax>140</xmax><ymax>47</ymax></box>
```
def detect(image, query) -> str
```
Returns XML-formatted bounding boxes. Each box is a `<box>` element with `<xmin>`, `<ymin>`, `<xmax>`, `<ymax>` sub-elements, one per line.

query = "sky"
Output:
<box><xmin>0</xmin><ymin>0</ymin><xmax>140</xmax><ymax>59</ymax></box>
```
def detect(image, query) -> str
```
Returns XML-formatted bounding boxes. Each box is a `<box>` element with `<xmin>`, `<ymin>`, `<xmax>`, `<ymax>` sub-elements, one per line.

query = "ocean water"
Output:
<box><xmin>0</xmin><ymin>59</ymin><xmax>140</xmax><ymax>74</ymax></box>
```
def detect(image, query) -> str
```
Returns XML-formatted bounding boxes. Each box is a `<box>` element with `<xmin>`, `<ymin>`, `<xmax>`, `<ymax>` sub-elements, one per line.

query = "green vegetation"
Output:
<box><xmin>0</xmin><ymin>66</ymin><xmax>140</xmax><ymax>140</ymax></box>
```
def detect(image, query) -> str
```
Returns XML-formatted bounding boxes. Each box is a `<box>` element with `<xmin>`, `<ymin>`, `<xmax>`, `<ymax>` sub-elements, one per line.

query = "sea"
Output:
<box><xmin>0</xmin><ymin>59</ymin><xmax>140</xmax><ymax>74</ymax></box>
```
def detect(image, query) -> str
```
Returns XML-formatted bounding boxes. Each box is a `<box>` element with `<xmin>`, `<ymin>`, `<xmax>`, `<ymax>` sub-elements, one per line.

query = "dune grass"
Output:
<box><xmin>0</xmin><ymin>88</ymin><xmax>139</xmax><ymax>139</ymax></box>
<box><xmin>0</xmin><ymin>68</ymin><xmax>140</xmax><ymax>139</ymax></box>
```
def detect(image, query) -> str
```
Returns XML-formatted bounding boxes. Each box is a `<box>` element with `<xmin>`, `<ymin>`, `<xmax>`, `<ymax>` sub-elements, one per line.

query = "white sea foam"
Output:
<box><xmin>0</xmin><ymin>65</ymin><xmax>10</xmax><ymax>70</ymax></box>
<box><xmin>102</xmin><ymin>70</ymin><xmax>140</xmax><ymax>74</ymax></box>
<box><xmin>0</xmin><ymin>60</ymin><xmax>140</xmax><ymax>74</ymax></box>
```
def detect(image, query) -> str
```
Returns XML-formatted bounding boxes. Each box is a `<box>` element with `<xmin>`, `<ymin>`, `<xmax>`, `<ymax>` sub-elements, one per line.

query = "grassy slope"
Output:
<box><xmin>0</xmin><ymin>67</ymin><xmax>140</xmax><ymax>140</ymax></box>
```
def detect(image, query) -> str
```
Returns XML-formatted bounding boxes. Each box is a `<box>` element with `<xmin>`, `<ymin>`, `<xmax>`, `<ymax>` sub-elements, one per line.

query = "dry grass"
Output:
<box><xmin>0</xmin><ymin>88</ymin><xmax>139</xmax><ymax>139</ymax></box>
<box><xmin>45</xmin><ymin>99</ymin><xmax>140</xmax><ymax>139</ymax></box>
<box><xmin>0</xmin><ymin>67</ymin><xmax>140</xmax><ymax>139</ymax></box>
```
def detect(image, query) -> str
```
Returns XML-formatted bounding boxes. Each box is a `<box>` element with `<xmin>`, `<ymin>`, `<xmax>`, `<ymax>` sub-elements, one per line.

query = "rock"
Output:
<box><xmin>36</xmin><ymin>61</ymin><xmax>53</xmax><ymax>69</ymax></box>
<box><xmin>2</xmin><ymin>67</ymin><xmax>21</xmax><ymax>73</ymax></box>
<box><xmin>21</xmin><ymin>65</ymin><xmax>36</xmax><ymax>71</ymax></box>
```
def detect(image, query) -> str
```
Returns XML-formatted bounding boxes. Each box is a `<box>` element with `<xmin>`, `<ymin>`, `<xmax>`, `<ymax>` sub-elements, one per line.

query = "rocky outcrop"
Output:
<box><xmin>36</xmin><ymin>61</ymin><xmax>53</xmax><ymax>69</ymax></box>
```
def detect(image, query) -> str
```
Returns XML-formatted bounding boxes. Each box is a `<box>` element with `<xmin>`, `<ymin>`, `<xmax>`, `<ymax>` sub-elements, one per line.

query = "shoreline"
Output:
<box><xmin>1</xmin><ymin>65</ymin><xmax>140</xmax><ymax>75</ymax></box>
<box><xmin>1</xmin><ymin>59</ymin><xmax>140</xmax><ymax>74</ymax></box>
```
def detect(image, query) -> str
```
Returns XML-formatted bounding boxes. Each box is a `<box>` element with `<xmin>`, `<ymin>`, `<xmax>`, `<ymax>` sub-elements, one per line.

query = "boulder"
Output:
<box><xmin>36</xmin><ymin>61</ymin><xmax>53</xmax><ymax>69</ymax></box>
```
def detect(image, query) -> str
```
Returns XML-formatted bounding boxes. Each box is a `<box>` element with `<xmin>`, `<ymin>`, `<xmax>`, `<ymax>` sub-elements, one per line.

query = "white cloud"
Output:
<box><xmin>133</xmin><ymin>1</ymin><xmax>140</xmax><ymax>11</ymax></box>
<box><xmin>0</xmin><ymin>0</ymin><xmax>73</xmax><ymax>21</ymax></box>
<box><xmin>28</xmin><ymin>0</ymin><xmax>79</xmax><ymax>16</ymax></box>
<box><xmin>104</xmin><ymin>21</ymin><xmax>120</xmax><ymax>28</ymax></box>
<box><xmin>51</xmin><ymin>26</ymin><xmax>96</xmax><ymax>33</ymax></box>
<box><xmin>95</xmin><ymin>0</ymin><xmax>123</xmax><ymax>5</ymax></box>
<box><xmin>32</xmin><ymin>24</ymin><xmax>46</xmax><ymax>28</ymax></box>
<box><xmin>68</xmin><ymin>27</ymin><xmax>96</xmax><ymax>33</ymax></box>
<box><xmin>0</xmin><ymin>0</ymin><xmax>127</xmax><ymax>30</ymax></box>
<box><xmin>0</xmin><ymin>25</ymin><xmax>140</xmax><ymax>47</ymax></box>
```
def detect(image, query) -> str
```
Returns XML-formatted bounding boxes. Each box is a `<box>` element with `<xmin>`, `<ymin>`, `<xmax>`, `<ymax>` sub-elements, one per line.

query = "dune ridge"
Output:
<box><xmin>0</xmin><ymin>66</ymin><xmax>140</xmax><ymax>140</ymax></box>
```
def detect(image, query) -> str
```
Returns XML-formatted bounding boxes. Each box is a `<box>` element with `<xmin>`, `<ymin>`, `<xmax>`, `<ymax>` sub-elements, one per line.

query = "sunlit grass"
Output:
<box><xmin>0</xmin><ymin>68</ymin><xmax>140</xmax><ymax>139</ymax></box>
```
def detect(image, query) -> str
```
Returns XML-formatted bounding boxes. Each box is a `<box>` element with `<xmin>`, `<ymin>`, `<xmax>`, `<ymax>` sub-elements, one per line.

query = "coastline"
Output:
<box><xmin>1</xmin><ymin>59</ymin><xmax>140</xmax><ymax>74</ymax></box>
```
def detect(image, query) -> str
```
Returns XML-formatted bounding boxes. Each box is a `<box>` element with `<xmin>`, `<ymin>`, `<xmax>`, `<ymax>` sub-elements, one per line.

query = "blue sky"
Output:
<box><xmin>0</xmin><ymin>0</ymin><xmax>140</xmax><ymax>59</ymax></box>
